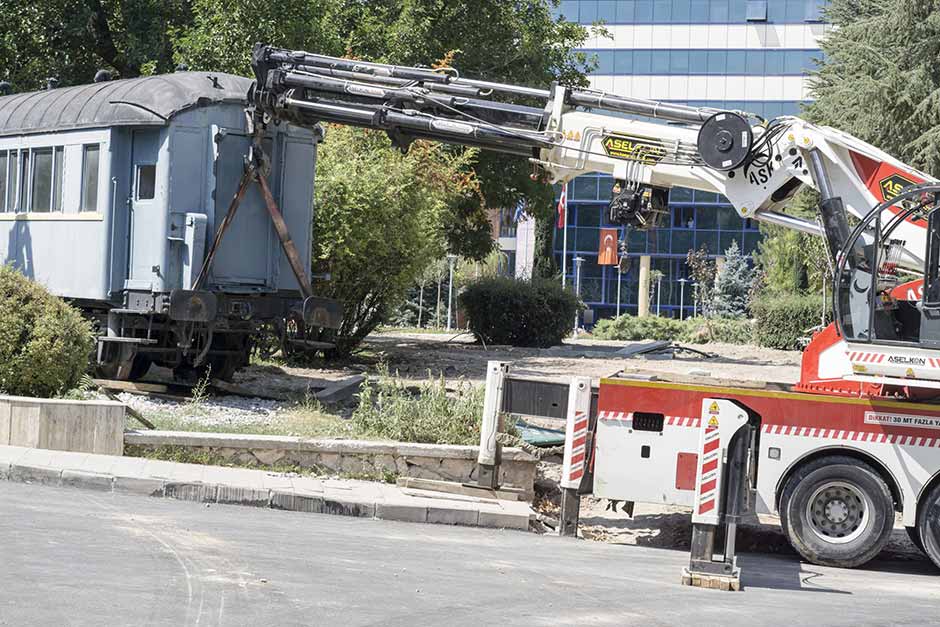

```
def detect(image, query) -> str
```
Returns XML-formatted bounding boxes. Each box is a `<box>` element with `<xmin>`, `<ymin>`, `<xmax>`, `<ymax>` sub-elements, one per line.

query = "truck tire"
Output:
<box><xmin>916</xmin><ymin>483</ymin><xmax>940</xmax><ymax>570</ymax></box>
<box><xmin>906</xmin><ymin>526</ymin><xmax>925</xmax><ymax>554</ymax></box>
<box><xmin>779</xmin><ymin>456</ymin><xmax>894</xmax><ymax>568</ymax></box>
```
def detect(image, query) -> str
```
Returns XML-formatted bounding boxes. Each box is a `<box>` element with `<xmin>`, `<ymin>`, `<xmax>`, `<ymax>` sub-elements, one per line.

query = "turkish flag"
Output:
<box><xmin>598</xmin><ymin>228</ymin><xmax>618</xmax><ymax>265</ymax></box>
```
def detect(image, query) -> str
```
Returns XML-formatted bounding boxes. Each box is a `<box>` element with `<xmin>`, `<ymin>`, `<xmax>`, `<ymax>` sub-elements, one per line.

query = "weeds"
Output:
<box><xmin>352</xmin><ymin>364</ymin><xmax>500</xmax><ymax>445</ymax></box>
<box><xmin>186</xmin><ymin>365</ymin><xmax>212</xmax><ymax>414</ymax></box>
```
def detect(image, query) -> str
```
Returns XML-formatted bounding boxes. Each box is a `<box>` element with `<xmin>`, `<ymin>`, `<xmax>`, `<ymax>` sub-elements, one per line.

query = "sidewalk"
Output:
<box><xmin>0</xmin><ymin>445</ymin><xmax>532</xmax><ymax>530</ymax></box>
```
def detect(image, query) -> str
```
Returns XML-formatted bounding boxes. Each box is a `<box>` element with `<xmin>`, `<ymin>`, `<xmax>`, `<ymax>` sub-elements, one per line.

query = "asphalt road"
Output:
<box><xmin>0</xmin><ymin>481</ymin><xmax>938</xmax><ymax>627</ymax></box>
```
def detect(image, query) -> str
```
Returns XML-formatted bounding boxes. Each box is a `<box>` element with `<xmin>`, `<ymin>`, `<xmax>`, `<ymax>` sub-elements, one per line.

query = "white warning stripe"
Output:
<box><xmin>761</xmin><ymin>424</ymin><xmax>940</xmax><ymax>447</ymax></box>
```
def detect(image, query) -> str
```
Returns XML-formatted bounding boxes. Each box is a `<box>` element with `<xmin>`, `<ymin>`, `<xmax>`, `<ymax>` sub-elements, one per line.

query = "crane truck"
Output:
<box><xmin>243</xmin><ymin>43</ymin><xmax>940</xmax><ymax>586</ymax></box>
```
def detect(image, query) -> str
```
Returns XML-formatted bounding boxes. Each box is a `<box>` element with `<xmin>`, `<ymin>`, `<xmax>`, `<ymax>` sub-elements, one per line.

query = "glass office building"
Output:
<box><xmin>553</xmin><ymin>0</ymin><xmax>830</xmax><ymax>319</ymax></box>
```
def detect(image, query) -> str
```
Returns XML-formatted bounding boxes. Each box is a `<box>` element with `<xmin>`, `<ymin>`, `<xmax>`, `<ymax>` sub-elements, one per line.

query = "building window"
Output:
<box><xmin>805</xmin><ymin>0</ymin><xmax>825</xmax><ymax>22</ymax></box>
<box><xmin>136</xmin><ymin>164</ymin><xmax>156</xmax><ymax>201</ymax></box>
<box><xmin>28</xmin><ymin>147</ymin><xmax>64</xmax><ymax>213</ymax></box>
<box><xmin>746</xmin><ymin>0</ymin><xmax>768</xmax><ymax>21</ymax></box>
<box><xmin>82</xmin><ymin>144</ymin><xmax>100</xmax><ymax>212</ymax></box>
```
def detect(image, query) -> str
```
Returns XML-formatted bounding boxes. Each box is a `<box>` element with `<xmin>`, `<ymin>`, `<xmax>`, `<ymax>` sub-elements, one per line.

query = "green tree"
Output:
<box><xmin>312</xmin><ymin>125</ymin><xmax>479</xmax><ymax>355</ymax></box>
<box><xmin>807</xmin><ymin>0</ymin><xmax>940</xmax><ymax>177</ymax></box>
<box><xmin>0</xmin><ymin>1</ymin><xmax>189</xmax><ymax>90</ymax></box>
<box><xmin>712</xmin><ymin>240</ymin><xmax>758</xmax><ymax>318</ymax></box>
<box><xmin>175</xmin><ymin>0</ymin><xmax>594</xmax><ymax>257</ymax></box>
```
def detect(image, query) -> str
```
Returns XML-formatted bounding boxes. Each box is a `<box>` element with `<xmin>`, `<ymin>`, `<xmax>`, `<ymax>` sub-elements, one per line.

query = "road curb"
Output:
<box><xmin>0</xmin><ymin>449</ymin><xmax>531</xmax><ymax>531</ymax></box>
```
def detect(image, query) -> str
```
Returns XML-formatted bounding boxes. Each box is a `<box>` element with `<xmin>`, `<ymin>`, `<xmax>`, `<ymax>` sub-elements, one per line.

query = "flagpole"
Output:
<box><xmin>561</xmin><ymin>183</ymin><xmax>568</xmax><ymax>288</ymax></box>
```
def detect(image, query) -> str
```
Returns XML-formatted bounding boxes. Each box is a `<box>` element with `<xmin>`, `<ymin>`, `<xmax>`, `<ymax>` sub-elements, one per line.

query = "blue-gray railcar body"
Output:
<box><xmin>0</xmin><ymin>71</ymin><xmax>324</xmax><ymax>380</ymax></box>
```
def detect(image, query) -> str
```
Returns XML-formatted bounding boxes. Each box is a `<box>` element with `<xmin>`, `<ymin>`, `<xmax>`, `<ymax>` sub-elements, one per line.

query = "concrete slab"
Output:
<box><xmin>478</xmin><ymin>506</ymin><xmax>531</xmax><ymax>530</ymax></box>
<box><xmin>61</xmin><ymin>469</ymin><xmax>114</xmax><ymax>492</ymax></box>
<box><xmin>376</xmin><ymin>498</ymin><xmax>429</xmax><ymax>524</ymax></box>
<box><xmin>215</xmin><ymin>486</ymin><xmax>270</xmax><ymax>507</ymax></box>
<box><xmin>427</xmin><ymin>502</ymin><xmax>481</xmax><ymax>526</ymax></box>
<box><xmin>9</xmin><ymin>463</ymin><xmax>62</xmax><ymax>485</ymax></box>
<box><xmin>113</xmin><ymin>476</ymin><xmax>165</xmax><ymax>497</ymax></box>
<box><xmin>164</xmin><ymin>482</ymin><xmax>217</xmax><ymax>503</ymax></box>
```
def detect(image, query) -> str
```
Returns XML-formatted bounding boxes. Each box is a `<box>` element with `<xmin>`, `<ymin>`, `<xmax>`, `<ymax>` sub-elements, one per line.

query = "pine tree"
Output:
<box><xmin>712</xmin><ymin>241</ymin><xmax>757</xmax><ymax>319</ymax></box>
<box><xmin>808</xmin><ymin>0</ymin><xmax>940</xmax><ymax>178</ymax></box>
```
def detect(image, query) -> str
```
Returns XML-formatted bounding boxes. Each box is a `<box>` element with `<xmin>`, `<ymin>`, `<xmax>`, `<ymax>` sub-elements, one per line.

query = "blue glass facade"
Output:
<box><xmin>557</xmin><ymin>0</ymin><xmax>826</xmax><ymax>24</ymax></box>
<box><xmin>553</xmin><ymin>0</ymin><xmax>827</xmax><ymax>319</ymax></box>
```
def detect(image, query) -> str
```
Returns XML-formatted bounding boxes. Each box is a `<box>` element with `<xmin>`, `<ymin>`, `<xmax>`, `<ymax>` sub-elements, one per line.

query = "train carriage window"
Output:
<box><xmin>29</xmin><ymin>147</ymin><xmax>63</xmax><ymax>213</ymax></box>
<box><xmin>30</xmin><ymin>148</ymin><xmax>53</xmax><ymax>212</ymax></box>
<box><xmin>81</xmin><ymin>144</ymin><xmax>100</xmax><ymax>212</ymax></box>
<box><xmin>135</xmin><ymin>163</ymin><xmax>156</xmax><ymax>201</ymax></box>
<box><xmin>17</xmin><ymin>151</ymin><xmax>27</xmax><ymax>211</ymax></box>
<box><xmin>0</xmin><ymin>151</ymin><xmax>7</xmax><ymax>212</ymax></box>
<box><xmin>53</xmin><ymin>147</ymin><xmax>63</xmax><ymax>212</ymax></box>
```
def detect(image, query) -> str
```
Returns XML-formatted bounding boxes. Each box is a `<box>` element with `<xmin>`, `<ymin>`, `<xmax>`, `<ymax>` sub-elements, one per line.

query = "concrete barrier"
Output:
<box><xmin>124</xmin><ymin>430</ymin><xmax>538</xmax><ymax>497</ymax></box>
<box><xmin>0</xmin><ymin>395</ymin><xmax>124</xmax><ymax>455</ymax></box>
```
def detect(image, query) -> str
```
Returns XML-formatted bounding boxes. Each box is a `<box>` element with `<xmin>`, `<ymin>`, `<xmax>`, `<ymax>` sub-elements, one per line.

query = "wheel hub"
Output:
<box><xmin>806</xmin><ymin>481</ymin><xmax>871</xmax><ymax>544</ymax></box>
<box><xmin>825</xmin><ymin>499</ymin><xmax>849</xmax><ymax>524</ymax></box>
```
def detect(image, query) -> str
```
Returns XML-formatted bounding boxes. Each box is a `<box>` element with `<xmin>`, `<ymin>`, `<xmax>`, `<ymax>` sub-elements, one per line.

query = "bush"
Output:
<box><xmin>0</xmin><ymin>266</ymin><xmax>94</xmax><ymax>397</ymax></box>
<box><xmin>680</xmin><ymin>317</ymin><xmax>755</xmax><ymax>344</ymax></box>
<box><xmin>593</xmin><ymin>314</ymin><xmax>685</xmax><ymax>341</ymax></box>
<box><xmin>459</xmin><ymin>277</ymin><xmax>581</xmax><ymax>347</ymax></box>
<box><xmin>593</xmin><ymin>314</ymin><xmax>754</xmax><ymax>345</ymax></box>
<box><xmin>750</xmin><ymin>294</ymin><xmax>826</xmax><ymax>350</ymax></box>
<box><xmin>352</xmin><ymin>370</ymin><xmax>486</xmax><ymax>445</ymax></box>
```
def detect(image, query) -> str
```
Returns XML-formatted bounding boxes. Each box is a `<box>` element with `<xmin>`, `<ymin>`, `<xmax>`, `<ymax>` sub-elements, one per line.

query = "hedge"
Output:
<box><xmin>459</xmin><ymin>276</ymin><xmax>581</xmax><ymax>347</ymax></box>
<box><xmin>750</xmin><ymin>294</ymin><xmax>826</xmax><ymax>350</ymax></box>
<box><xmin>0</xmin><ymin>265</ymin><xmax>94</xmax><ymax>397</ymax></box>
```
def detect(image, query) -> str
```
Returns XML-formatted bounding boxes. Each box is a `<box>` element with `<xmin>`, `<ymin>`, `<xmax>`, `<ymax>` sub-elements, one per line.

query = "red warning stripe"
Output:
<box><xmin>698</xmin><ymin>499</ymin><xmax>715</xmax><ymax>515</ymax></box>
<box><xmin>846</xmin><ymin>351</ymin><xmax>886</xmax><ymax>363</ymax></box>
<box><xmin>701</xmin><ymin>458</ymin><xmax>718</xmax><ymax>475</ymax></box>
<box><xmin>703</xmin><ymin>438</ymin><xmax>720</xmax><ymax>455</ymax></box>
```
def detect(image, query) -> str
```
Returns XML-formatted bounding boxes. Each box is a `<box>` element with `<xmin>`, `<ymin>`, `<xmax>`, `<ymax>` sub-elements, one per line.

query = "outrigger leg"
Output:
<box><xmin>682</xmin><ymin>398</ymin><xmax>755</xmax><ymax>591</ymax></box>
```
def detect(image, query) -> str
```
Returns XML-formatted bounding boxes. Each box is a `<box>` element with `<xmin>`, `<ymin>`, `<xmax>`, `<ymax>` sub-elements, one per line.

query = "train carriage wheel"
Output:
<box><xmin>780</xmin><ymin>456</ymin><xmax>894</xmax><ymax>569</ymax></box>
<box><xmin>916</xmin><ymin>483</ymin><xmax>940</xmax><ymax>570</ymax></box>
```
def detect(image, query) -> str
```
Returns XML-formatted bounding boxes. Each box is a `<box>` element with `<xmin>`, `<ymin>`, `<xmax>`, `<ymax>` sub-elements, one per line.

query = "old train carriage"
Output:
<box><xmin>0</xmin><ymin>71</ymin><xmax>324</xmax><ymax>380</ymax></box>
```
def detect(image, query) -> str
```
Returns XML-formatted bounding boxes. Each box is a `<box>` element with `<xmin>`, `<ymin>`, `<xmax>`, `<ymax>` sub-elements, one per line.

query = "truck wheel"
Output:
<box><xmin>906</xmin><ymin>526</ymin><xmax>925</xmax><ymax>554</ymax></box>
<box><xmin>916</xmin><ymin>483</ymin><xmax>940</xmax><ymax>570</ymax></box>
<box><xmin>780</xmin><ymin>456</ymin><xmax>894</xmax><ymax>568</ymax></box>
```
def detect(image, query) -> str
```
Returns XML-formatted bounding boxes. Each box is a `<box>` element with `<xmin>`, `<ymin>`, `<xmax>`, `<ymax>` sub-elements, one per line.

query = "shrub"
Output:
<box><xmin>459</xmin><ymin>277</ymin><xmax>581</xmax><ymax>347</ymax></box>
<box><xmin>352</xmin><ymin>370</ymin><xmax>487</xmax><ymax>445</ymax></box>
<box><xmin>681</xmin><ymin>317</ymin><xmax>755</xmax><ymax>345</ymax></box>
<box><xmin>593</xmin><ymin>314</ymin><xmax>754</xmax><ymax>345</ymax></box>
<box><xmin>593</xmin><ymin>314</ymin><xmax>685</xmax><ymax>341</ymax></box>
<box><xmin>751</xmin><ymin>294</ymin><xmax>826</xmax><ymax>350</ymax></box>
<box><xmin>0</xmin><ymin>266</ymin><xmax>94</xmax><ymax>397</ymax></box>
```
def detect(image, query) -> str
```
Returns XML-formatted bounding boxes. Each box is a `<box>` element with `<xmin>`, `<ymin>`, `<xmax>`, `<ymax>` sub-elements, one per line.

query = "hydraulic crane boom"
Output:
<box><xmin>249</xmin><ymin>43</ymin><xmax>933</xmax><ymax>267</ymax></box>
<box><xmin>250</xmin><ymin>43</ymin><xmax>940</xmax><ymax>391</ymax></box>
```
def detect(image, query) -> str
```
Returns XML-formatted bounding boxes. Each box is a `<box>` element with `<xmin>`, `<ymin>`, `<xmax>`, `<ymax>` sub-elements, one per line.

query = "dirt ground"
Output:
<box><xmin>368</xmin><ymin>330</ymin><xmax>803</xmax><ymax>386</ymax></box>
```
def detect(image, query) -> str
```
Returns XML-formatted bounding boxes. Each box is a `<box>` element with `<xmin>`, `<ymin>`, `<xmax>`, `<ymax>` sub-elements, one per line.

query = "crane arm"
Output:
<box><xmin>249</xmin><ymin>43</ymin><xmax>935</xmax><ymax>270</ymax></box>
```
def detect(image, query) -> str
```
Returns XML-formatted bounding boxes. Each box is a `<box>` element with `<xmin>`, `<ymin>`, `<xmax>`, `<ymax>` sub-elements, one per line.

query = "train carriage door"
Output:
<box><xmin>210</xmin><ymin>129</ymin><xmax>274</xmax><ymax>288</ymax></box>
<box><xmin>127</xmin><ymin>129</ymin><xmax>163</xmax><ymax>292</ymax></box>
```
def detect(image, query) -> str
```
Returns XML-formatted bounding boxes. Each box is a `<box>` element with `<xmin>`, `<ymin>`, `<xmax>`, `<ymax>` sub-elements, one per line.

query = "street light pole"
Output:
<box><xmin>656</xmin><ymin>275</ymin><xmax>662</xmax><ymax>316</ymax></box>
<box><xmin>616</xmin><ymin>263</ymin><xmax>622</xmax><ymax>318</ymax></box>
<box><xmin>446</xmin><ymin>254</ymin><xmax>458</xmax><ymax>331</ymax></box>
<box><xmin>677</xmin><ymin>278</ymin><xmax>688</xmax><ymax>321</ymax></box>
<box><xmin>573</xmin><ymin>256</ymin><xmax>584</xmax><ymax>335</ymax></box>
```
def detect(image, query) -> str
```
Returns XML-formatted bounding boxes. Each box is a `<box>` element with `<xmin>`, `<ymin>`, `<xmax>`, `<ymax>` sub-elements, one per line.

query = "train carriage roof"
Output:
<box><xmin>0</xmin><ymin>72</ymin><xmax>251</xmax><ymax>137</ymax></box>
